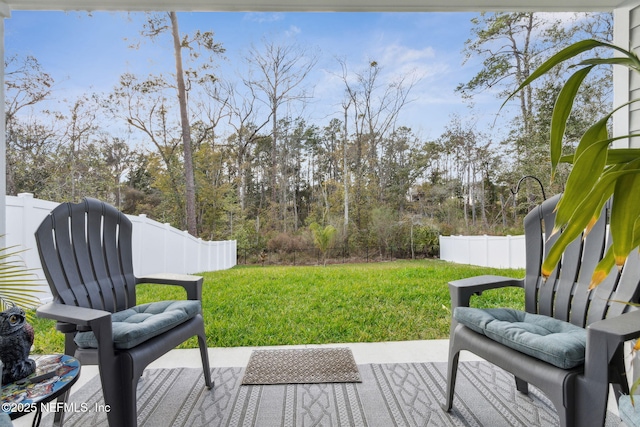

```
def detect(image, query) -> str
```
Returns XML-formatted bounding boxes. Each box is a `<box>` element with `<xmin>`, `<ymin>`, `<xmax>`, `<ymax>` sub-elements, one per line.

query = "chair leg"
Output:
<box><xmin>555</xmin><ymin>403</ymin><xmax>572</xmax><ymax>427</ymax></box>
<box><xmin>573</xmin><ymin>379</ymin><xmax>608</xmax><ymax>427</ymax></box>
<box><xmin>442</xmin><ymin>349</ymin><xmax>461</xmax><ymax>412</ymax></box>
<box><xmin>198</xmin><ymin>332</ymin><xmax>213</xmax><ymax>389</ymax></box>
<box><xmin>515</xmin><ymin>376</ymin><xmax>529</xmax><ymax>394</ymax></box>
<box><xmin>63</xmin><ymin>333</ymin><xmax>78</xmax><ymax>357</ymax></box>
<box><xmin>101</xmin><ymin>362</ymin><xmax>139</xmax><ymax>427</ymax></box>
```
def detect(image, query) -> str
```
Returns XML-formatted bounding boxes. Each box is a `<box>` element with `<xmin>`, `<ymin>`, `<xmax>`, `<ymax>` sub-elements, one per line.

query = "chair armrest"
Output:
<box><xmin>36</xmin><ymin>302</ymin><xmax>113</xmax><ymax>345</ymax></box>
<box><xmin>37</xmin><ymin>303</ymin><xmax>115</xmax><ymax>372</ymax></box>
<box><xmin>37</xmin><ymin>302</ymin><xmax>111</xmax><ymax>328</ymax></box>
<box><xmin>449</xmin><ymin>275</ymin><xmax>524</xmax><ymax>310</ymax></box>
<box><xmin>136</xmin><ymin>273</ymin><xmax>203</xmax><ymax>300</ymax></box>
<box><xmin>587</xmin><ymin>309</ymin><xmax>640</xmax><ymax>342</ymax></box>
<box><xmin>581</xmin><ymin>310</ymin><xmax>640</xmax><ymax>391</ymax></box>
<box><xmin>586</xmin><ymin>310</ymin><xmax>640</xmax><ymax>366</ymax></box>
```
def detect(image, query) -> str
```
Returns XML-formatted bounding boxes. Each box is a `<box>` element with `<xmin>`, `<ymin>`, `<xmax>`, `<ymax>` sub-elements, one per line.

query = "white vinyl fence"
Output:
<box><xmin>5</xmin><ymin>193</ymin><xmax>236</xmax><ymax>303</ymax></box>
<box><xmin>439</xmin><ymin>234</ymin><xmax>526</xmax><ymax>269</ymax></box>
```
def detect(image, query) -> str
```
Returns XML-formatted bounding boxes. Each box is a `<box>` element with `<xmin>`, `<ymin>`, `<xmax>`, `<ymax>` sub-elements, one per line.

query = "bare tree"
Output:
<box><xmin>5</xmin><ymin>55</ymin><xmax>54</xmax><ymax>194</ymax></box>
<box><xmin>219</xmin><ymin>81</ymin><xmax>271</xmax><ymax>212</ymax></box>
<box><xmin>106</xmin><ymin>73</ymin><xmax>185</xmax><ymax>217</ymax></box>
<box><xmin>100</xmin><ymin>135</ymin><xmax>137</xmax><ymax>209</ymax></box>
<box><xmin>5</xmin><ymin>55</ymin><xmax>53</xmax><ymax>126</ymax></box>
<box><xmin>245</xmin><ymin>40</ymin><xmax>317</xmax><ymax>228</ymax></box>
<box><xmin>59</xmin><ymin>95</ymin><xmax>99</xmax><ymax>200</ymax></box>
<box><xmin>338</xmin><ymin>59</ymin><xmax>417</xmax><ymax>229</ymax></box>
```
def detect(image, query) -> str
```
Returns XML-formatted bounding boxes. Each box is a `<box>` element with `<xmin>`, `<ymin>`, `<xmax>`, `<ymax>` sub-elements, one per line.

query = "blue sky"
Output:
<box><xmin>6</xmin><ymin>11</ymin><xmax>509</xmax><ymax>141</ymax></box>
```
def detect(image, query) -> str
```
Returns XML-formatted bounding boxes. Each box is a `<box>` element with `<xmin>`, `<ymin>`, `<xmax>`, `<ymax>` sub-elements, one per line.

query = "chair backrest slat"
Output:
<box><xmin>538</xmin><ymin>204</ymin><xmax>565</xmax><ymax>317</ymax></box>
<box><xmin>565</xmin><ymin>208</ymin><xmax>608</xmax><ymax>326</ymax></box>
<box><xmin>35</xmin><ymin>198</ymin><xmax>137</xmax><ymax>313</ymax></box>
<box><xmin>53</xmin><ymin>204</ymin><xmax>92</xmax><ymax>308</ymax></box>
<box><xmin>68</xmin><ymin>202</ymin><xmax>107</xmax><ymax>311</ymax></box>
<box><xmin>524</xmin><ymin>194</ymin><xmax>559</xmax><ymax>314</ymax></box>
<box><xmin>550</xmin><ymin>236</ymin><xmax>583</xmax><ymax>321</ymax></box>
<box><xmin>85</xmin><ymin>199</ymin><xmax>119</xmax><ymax>312</ymax></box>
<box><xmin>605</xmin><ymin>252</ymin><xmax>640</xmax><ymax>319</ymax></box>
<box><xmin>118</xmin><ymin>216</ymin><xmax>137</xmax><ymax>303</ymax></box>
<box><xmin>100</xmin><ymin>202</ymin><xmax>131</xmax><ymax>311</ymax></box>
<box><xmin>34</xmin><ymin>209</ymin><xmax>78</xmax><ymax>306</ymax></box>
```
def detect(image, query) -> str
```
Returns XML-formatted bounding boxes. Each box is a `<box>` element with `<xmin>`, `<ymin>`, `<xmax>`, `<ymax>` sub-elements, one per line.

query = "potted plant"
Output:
<box><xmin>510</xmin><ymin>39</ymin><xmax>640</xmax><ymax>407</ymax></box>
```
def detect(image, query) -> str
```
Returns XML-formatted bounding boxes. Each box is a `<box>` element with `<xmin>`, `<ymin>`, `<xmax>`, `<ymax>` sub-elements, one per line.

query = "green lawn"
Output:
<box><xmin>31</xmin><ymin>259</ymin><xmax>525</xmax><ymax>354</ymax></box>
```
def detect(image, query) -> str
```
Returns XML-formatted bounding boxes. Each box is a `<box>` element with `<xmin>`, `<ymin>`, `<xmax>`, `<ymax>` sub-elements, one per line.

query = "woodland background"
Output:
<box><xmin>6</xmin><ymin>12</ymin><xmax>614</xmax><ymax>261</ymax></box>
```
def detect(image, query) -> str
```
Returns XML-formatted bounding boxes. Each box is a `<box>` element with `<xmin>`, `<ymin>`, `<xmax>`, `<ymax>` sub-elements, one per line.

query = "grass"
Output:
<box><xmin>31</xmin><ymin>259</ymin><xmax>525</xmax><ymax>354</ymax></box>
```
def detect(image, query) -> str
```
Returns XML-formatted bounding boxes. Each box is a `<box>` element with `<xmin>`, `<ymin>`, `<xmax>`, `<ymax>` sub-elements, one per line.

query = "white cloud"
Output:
<box><xmin>379</xmin><ymin>44</ymin><xmax>435</xmax><ymax>65</ymax></box>
<box><xmin>286</xmin><ymin>25</ymin><xmax>301</xmax><ymax>37</ymax></box>
<box><xmin>243</xmin><ymin>12</ymin><xmax>285</xmax><ymax>24</ymax></box>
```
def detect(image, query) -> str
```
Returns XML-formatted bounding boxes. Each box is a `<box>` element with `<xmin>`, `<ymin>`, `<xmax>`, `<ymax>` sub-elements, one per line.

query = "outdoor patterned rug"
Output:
<box><xmin>45</xmin><ymin>361</ymin><xmax>622</xmax><ymax>427</ymax></box>
<box><xmin>241</xmin><ymin>347</ymin><xmax>361</xmax><ymax>385</ymax></box>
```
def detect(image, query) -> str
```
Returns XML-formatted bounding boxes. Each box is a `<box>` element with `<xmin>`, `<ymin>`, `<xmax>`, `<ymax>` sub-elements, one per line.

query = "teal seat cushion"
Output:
<box><xmin>453</xmin><ymin>307</ymin><xmax>586</xmax><ymax>369</ymax></box>
<box><xmin>74</xmin><ymin>300</ymin><xmax>201</xmax><ymax>350</ymax></box>
<box><xmin>619</xmin><ymin>395</ymin><xmax>640</xmax><ymax>427</ymax></box>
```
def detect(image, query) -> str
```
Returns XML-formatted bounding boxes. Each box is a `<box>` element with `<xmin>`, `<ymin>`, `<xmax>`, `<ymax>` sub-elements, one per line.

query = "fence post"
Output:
<box><xmin>17</xmin><ymin>193</ymin><xmax>33</xmax><ymax>254</ymax></box>
<box><xmin>137</xmin><ymin>214</ymin><xmax>147</xmax><ymax>275</ymax></box>
<box><xmin>485</xmin><ymin>235</ymin><xmax>489</xmax><ymax>267</ymax></box>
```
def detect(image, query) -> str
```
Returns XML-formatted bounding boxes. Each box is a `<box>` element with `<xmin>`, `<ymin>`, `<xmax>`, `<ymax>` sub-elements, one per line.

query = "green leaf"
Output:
<box><xmin>560</xmin><ymin>146</ymin><xmax>640</xmax><ymax>165</ymax></box>
<box><xmin>550</xmin><ymin>66</ymin><xmax>594</xmax><ymax>179</ymax></box>
<box><xmin>553</xmin><ymin>122</ymin><xmax>610</xmax><ymax>231</ymax></box>
<box><xmin>542</xmin><ymin>192</ymin><xmax>605</xmax><ymax>277</ymax></box>
<box><xmin>589</xmin><ymin>246</ymin><xmax>615</xmax><ymax>289</ymax></box>
<box><xmin>590</xmin><ymin>217</ymin><xmax>640</xmax><ymax>288</ymax></box>
<box><xmin>605</xmin><ymin>148</ymin><xmax>640</xmax><ymax>164</ymax></box>
<box><xmin>578</xmin><ymin>57</ymin><xmax>640</xmax><ymax>72</ymax></box>
<box><xmin>610</xmin><ymin>173</ymin><xmax>640</xmax><ymax>267</ymax></box>
<box><xmin>503</xmin><ymin>39</ymin><xmax>622</xmax><ymax>109</ymax></box>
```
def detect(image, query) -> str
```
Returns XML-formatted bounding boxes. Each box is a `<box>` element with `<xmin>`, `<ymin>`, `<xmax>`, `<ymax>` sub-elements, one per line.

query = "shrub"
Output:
<box><xmin>266</xmin><ymin>232</ymin><xmax>306</xmax><ymax>253</ymax></box>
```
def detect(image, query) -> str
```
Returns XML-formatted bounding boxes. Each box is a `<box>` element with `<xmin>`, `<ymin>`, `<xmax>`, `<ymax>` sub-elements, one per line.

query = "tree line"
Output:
<box><xmin>6</xmin><ymin>12</ymin><xmax>613</xmax><ymax>260</ymax></box>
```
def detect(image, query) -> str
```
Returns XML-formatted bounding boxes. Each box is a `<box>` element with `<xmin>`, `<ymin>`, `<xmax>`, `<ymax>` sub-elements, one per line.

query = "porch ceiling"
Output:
<box><xmin>3</xmin><ymin>0</ymin><xmax>636</xmax><ymax>12</ymax></box>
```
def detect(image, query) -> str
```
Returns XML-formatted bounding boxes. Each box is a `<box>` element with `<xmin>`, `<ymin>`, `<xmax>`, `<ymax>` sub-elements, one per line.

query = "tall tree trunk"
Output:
<box><xmin>170</xmin><ymin>11</ymin><xmax>198</xmax><ymax>237</ymax></box>
<box><xmin>271</xmin><ymin>109</ymin><xmax>278</xmax><ymax>209</ymax></box>
<box><xmin>237</xmin><ymin>148</ymin><xmax>246</xmax><ymax>212</ymax></box>
<box><xmin>343</xmin><ymin>101</ymin><xmax>349</xmax><ymax>238</ymax></box>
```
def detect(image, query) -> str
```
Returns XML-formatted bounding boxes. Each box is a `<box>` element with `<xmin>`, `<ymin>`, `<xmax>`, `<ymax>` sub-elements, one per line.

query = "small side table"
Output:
<box><xmin>1</xmin><ymin>354</ymin><xmax>81</xmax><ymax>427</ymax></box>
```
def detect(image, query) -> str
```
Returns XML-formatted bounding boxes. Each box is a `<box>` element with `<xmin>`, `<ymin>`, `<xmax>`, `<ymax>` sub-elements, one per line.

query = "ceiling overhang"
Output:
<box><xmin>3</xmin><ymin>0</ymin><xmax>638</xmax><ymax>12</ymax></box>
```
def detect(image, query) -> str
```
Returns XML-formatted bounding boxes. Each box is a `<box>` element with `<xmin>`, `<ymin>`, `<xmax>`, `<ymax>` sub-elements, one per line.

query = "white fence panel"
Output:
<box><xmin>4</xmin><ymin>193</ymin><xmax>236</xmax><ymax>303</ymax></box>
<box><xmin>439</xmin><ymin>234</ymin><xmax>526</xmax><ymax>269</ymax></box>
<box><xmin>5</xmin><ymin>194</ymin><xmax>61</xmax><ymax>300</ymax></box>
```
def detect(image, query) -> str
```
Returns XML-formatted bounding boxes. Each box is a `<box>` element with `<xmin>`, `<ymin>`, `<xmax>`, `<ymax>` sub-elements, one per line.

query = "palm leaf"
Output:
<box><xmin>0</xmin><ymin>243</ymin><xmax>44</xmax><ymax>315</ymax></box>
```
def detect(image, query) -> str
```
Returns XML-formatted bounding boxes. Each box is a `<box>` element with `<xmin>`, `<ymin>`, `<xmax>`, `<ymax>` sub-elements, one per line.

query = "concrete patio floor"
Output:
<box><xmin>13</xmin><ymin>339</ymin><xmax>621</xmax><ymax>426</ymax></box>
